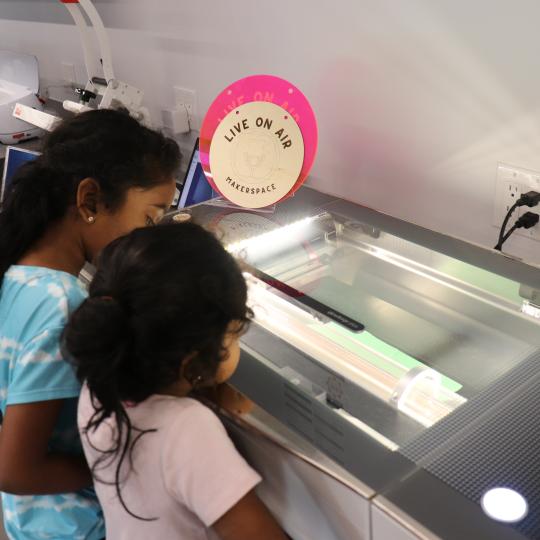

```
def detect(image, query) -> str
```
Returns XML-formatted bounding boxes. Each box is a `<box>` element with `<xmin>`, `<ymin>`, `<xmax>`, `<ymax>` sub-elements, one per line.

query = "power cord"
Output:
<box><xmin>496</xmin><ymin>191</ymin><xmax>540</xmax><ymax>248</ymax></box>
<box><xmin>494</xmin><ymin>211</ymin><xmax>540</xmax><ymax>251</ymax></box>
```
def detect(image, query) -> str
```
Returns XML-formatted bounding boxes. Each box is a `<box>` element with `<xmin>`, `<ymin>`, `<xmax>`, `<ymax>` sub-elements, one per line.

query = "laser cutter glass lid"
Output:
<box><xmin>172</xmin><ymin>189</ymin><xmax>540</xmax><ymax>431</ymax></box>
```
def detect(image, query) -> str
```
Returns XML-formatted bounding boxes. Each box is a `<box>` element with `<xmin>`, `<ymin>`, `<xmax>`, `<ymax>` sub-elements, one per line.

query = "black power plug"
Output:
<box><xmin>516</xmin><ymin>211</ymin><xmax>540</xmax><ymax>229</ymax></box>
<box><xmin>496</xmin><ymin>190</ymin><xmax>540</xmax><ymax>250</ymax></box>
<box><xmin>495</xmin><ymin>211</ymin><xmax>540</xmax><ymax>250</ymax></box>
<box><xmin>518</xmin><ymin>191</ymin><xmax>540</xmax><ymax>208</ymax></box>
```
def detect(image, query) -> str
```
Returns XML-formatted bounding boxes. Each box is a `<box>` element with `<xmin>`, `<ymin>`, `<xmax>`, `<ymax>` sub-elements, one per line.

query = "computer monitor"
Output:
<box><xmin>1</xmin><ymin>146</ymin><xmax>40</xmax><ymax>203</ymax></box>
<box><xmin>175</xmin><ymin>138</ymin><xmax>218</xmax><ymax>209</ymax></box>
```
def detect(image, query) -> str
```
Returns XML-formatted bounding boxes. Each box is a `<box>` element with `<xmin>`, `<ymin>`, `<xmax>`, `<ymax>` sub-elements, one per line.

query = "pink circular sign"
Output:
<box><xmin>200</xmin><ymin>75</ymin><xmax>318</xmax><ymax>204</ymax></box>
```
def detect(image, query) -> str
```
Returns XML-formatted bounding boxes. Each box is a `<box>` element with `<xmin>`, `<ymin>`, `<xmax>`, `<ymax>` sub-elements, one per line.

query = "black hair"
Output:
<box><xmin>0</xmin><ymin>108</ymin><xmax>181</xmax><ymax>284</ymax></box>
<box><xmin>63</xmin><ymin>222</ymin><xmax>250</xmax><ymax>519</ymax></box>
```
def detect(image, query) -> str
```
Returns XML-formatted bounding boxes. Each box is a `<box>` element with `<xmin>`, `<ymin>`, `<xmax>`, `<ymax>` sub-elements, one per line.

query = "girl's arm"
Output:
<box><xmin>0</xmin><ymin>400</ymin><xmax>92</xmax><ymax>494</ymax></box>
<box><xmin>213</xmin><ymin>490</ymin><xmax>287</xmax><ymax>540</ymax></box>
<box><xmin>196</xmin><ymin>383</ymin><xmax>254</xmax><ymax>416</ymax></box>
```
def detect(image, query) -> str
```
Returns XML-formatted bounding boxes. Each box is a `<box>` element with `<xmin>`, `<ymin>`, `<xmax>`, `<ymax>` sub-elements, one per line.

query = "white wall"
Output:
<box><xmin>2</xmin><ymin>0</ymin><xmax>540</xmax><ymax>262</ymax></box>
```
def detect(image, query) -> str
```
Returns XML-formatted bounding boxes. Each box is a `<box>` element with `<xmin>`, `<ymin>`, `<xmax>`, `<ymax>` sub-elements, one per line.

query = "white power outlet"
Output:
<box><xmin>493</xmin><ymin>162</ymin><xmax>540</xmax><ymax>242</ymax></box>
<box><xmin>61</xmin><ymin>62</ymin><xmax>77</xmax><ymax>85</ymax></box>
<box><xmin>173</xmin><ymin>87</ymin><xmax>197</xmax><ymax>128</ymax></box>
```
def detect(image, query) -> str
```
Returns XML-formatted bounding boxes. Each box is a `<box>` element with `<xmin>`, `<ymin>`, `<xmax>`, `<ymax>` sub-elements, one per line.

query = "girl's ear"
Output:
<box><xmin>181</xmin><ymin>352</ymin><xmax>206</xmax><ymax>388</ymax></box>
<box><xmin>76</xmin><ymin>178</ymin><xmax>101</xmax><ymax>223</ymax></box>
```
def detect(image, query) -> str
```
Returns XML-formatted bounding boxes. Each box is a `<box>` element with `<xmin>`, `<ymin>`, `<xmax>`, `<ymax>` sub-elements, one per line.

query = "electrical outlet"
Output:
<box><xmin>173</xmin><ymin>87</ymin><xmax>197</xmax><ymax>128</ymax></box>
<box><xmin>493</xmin><ymin>162</ymin><xmax>540</xmax><ymax>242</ymax></box>
<box><xmin>61</xmin><ymin>62</ymin><xmax>76</xmax><ymax>85</ymax></box>
<box><xmin>494</xmin><ymin>178</ymin><xmax>525</xmax><ymax>224</ymax></box>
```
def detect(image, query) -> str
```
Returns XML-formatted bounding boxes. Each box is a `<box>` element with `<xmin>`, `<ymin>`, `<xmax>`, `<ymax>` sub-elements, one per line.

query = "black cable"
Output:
<box><xmin>494</xmin><ymin>212</ymin><xmax>540</xmax><ymax>251</ymax></box>
<box><xmin>498</xmin><ymin>201</ymin><xmax>520</xmax><ymax>245</ymax></box>
<box><xmin>495</xmin><ymin>224</ymin><xmax>518</xmax><ymax>251</ymax></box>
<box><xmin>497</xmin><ymin>191</ymin><xmax>540</xmax><ymax>246</ymax></box>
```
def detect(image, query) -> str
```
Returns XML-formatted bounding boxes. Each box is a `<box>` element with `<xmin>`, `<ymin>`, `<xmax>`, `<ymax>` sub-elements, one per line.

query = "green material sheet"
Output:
<box><xmin>439</xmin><ymin>259</ymin><xmax>521</xmax><ymax>305</ymax></box>
<box><xmin>312</xmin><ymin>322</ymin><xmax>463</xmax><ymax>393</ymax></box>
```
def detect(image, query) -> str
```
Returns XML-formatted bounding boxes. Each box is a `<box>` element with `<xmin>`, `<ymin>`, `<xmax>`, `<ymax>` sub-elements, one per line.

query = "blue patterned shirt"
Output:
<box><xmin>0</xmin><ymin>266</ymin><xmax>105</xmax><ymax>540</ymax></box>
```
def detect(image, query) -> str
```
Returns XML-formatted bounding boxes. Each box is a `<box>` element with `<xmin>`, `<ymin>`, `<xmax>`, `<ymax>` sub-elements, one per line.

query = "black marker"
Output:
<box><xmin>251</xmin><ymin>268</ymin><xmax>364</xmax><ymax>333</ymax></box>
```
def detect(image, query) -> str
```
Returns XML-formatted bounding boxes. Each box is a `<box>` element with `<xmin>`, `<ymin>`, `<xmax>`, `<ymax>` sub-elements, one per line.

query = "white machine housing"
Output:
<box><xmin>0</xmin><ymin>50</ymin><xmax>44</xmax><ymax>144</ymax></box>
<box><xmin>12</xmin><ymin>0</ymin><xmax>151</xmax><ymax>134</ymax></box>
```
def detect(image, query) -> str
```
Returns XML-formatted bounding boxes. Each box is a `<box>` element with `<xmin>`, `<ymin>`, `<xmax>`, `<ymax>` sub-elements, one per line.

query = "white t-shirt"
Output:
<box><xmin>78</xmin><ymin>385</ymin><xmax>261</xmax><ymax>540</ymax></box>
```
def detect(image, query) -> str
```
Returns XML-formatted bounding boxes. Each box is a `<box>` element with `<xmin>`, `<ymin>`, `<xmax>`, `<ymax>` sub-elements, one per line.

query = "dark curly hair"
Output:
<box><xmin>63</xmin><ymin>222</ymin><xmax>250</xmax><ymax>519</ymax></box>
<box><xmin>0</xmin><ymin>108</ymin><xmax>181</xmax><ymax>284</ymax></box>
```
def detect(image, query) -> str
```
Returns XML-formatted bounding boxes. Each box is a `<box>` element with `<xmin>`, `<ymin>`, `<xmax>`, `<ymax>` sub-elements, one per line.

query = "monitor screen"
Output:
<box><xmin>177</xmin><ymin>139</ymin><xmax>218</xmax><ymax>209</ymax></box>
<box><xmin>1</xmin><ymin>146</ymin><xmax>40</xmax><ymax>203</ymax></box>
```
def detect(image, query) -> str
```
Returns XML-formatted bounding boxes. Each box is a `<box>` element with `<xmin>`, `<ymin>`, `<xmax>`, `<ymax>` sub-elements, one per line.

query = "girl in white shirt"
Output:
<box><xmin>64</xmin><ymin>222</ymin><xmax>286</xmax><ymax>540</ymax></box>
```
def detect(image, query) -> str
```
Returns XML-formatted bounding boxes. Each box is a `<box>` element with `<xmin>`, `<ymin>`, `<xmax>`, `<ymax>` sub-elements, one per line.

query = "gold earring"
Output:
<box><xmin>87</xmin><ymin>216</ymin><xmax>95</xmax><ymax>223</ymax></box>
<box><xmin>191</xmin><ymin>375</ymin><xmax>204</xmax><ymax>389</ymax></box>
